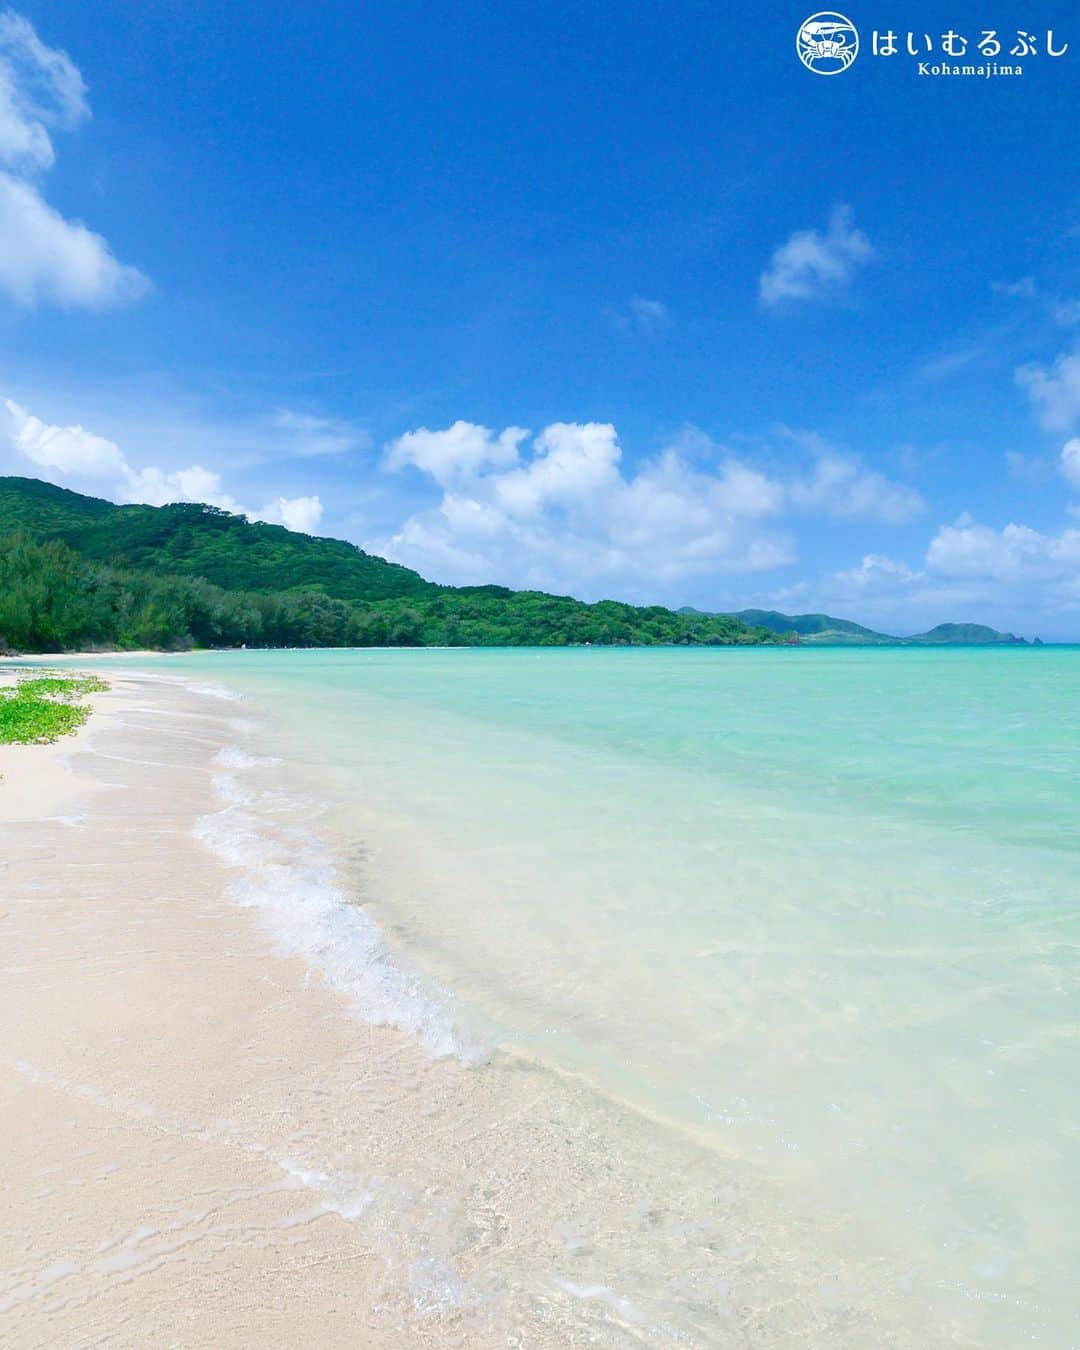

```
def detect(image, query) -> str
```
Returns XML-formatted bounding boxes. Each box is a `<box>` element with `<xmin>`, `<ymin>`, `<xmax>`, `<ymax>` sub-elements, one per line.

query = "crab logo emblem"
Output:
<box><xmin>796</xmin><ymin>12</ymin><xmax>859</xmax><ymax>74</ymax></box>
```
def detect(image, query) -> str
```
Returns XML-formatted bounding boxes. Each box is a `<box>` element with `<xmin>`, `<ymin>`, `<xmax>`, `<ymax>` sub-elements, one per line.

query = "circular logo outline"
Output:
<box><xmin>796</xmin><ymin>11</ymin><xmax>860</xmax><ymax>75</ymax></box>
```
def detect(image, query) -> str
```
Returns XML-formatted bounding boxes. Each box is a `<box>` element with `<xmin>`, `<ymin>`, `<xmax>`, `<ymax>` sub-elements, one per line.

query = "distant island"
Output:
<box><xmin>681</xmin><ymin>608</ymin><xmax>1032</xmax><ymax>646</ymax></box>
<box><xmin>0</xmin><ymin>476</ymin><xmax>1033</xmax><ymax>653</ymax></box>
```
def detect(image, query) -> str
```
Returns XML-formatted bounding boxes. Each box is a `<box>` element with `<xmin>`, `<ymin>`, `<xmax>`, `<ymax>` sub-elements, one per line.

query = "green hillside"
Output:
<box><xmin>0</xmin><ymin>477</ymin><xmax>433</xmax><ymax>602</ymax></box>
<box><xmin>681</xmin><ymin>605</ymin><xmax>1029</xmax><ymax>645</ymax></box>
<box><xmin>912</xmin><ymin>623</ymin><xmax>1027</xmax><ymax>645</ymax></box>
<box><xmin>0</xmin><ymin>475</ymin><xmax>115</xmax><ymax>534</ymax></box>
<box><xmin>0</xmin><ymin>477</ymin><xmax>776</xmax><ymax>653</ymax></box>
<box><xmin>732</xmin><ymin>609</ymin><xmax>890</xmax><ymax>642</ymax></box>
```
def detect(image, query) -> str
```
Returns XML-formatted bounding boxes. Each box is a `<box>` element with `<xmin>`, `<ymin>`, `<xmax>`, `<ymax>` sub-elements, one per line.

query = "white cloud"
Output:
<box><xmin>1</xmin><ymin>397</ymin><xmax>321</xmax><ymax>533</ymax></box>
<box><xmin>788</xmin><ymin>444</ymin><xmax>925</xmax><ymax>523</ymax></box>
<box><xmin>0</xmin><ymin>171</ymin><xmax>148</xmax><ymax>307</ymax></box>
<box><xmin>1016</xmin><ymin>350</ymin><xmax>1080</xmax><ymax>433</ymax></box>
<box><xmin>376</xmin><ymin>420</ymin><xmax>925</xmax><ymax>594</ymax></box>
<box><xmin>377</xmin><ymin>420</ymin><xmax>793</xmax><ymax>593</ymax></box>
<box><xmin>811</xmin><ymin>513</ymin><xmax>1080</xmax><ymax>637</ymax></box>
<box><xmin>824</xmin><ymin>515</ymin><xmax>1080</xmax><ymax>626</ymax></box>
<box><xmin>833</xmin><ymin>553</ymin><xmax>924</xmax><ymax>591</ymax></box>
<box><xmin>386</xmin><ymin>420</ymin><xmax>528</xmax><ymax>486</ymax></box>
<box><xmin>491</xmin><ymin>422</ymin><xmax>622</xmax><ymax>516</ymax></box>
<box><xmin>0</xmin><ymin>12</ymin><xmax>146</xmax><ymax>308</ymax></box>
<box><xmin>256</xmin><ymin>494</ymin><xmax>324</xmax><ymax>534</ymax></box>
<box><xmin>759</xmin><ymin>204</ymin><xmax>874</xmax><ymax>310</ymax></box>
<box><xmin>2</xmin><ymin>395</ymin><xmax>127</xmax><ymax>476</ymax></box>
<box><xmin>123</xmin><ymin>463</ymin><xmax>240</xmax><ymax>511</ymax></box>
<box><xmin>926</xmin><ymin>516</ymin><xmax>1080</xmax><ymax>582</ymax></box>
<box><xmin>0</xmin><ymin>10</ymin><xmax>87</xmax><ymax>172</ymax></box>
<box><xmin>271</xmin><ymin>409</ymin><xmax>371</xmax><ymax>458</ymax></box>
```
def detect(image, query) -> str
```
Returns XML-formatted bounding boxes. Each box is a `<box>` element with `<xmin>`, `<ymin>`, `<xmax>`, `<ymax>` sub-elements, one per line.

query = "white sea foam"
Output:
<box><xmin>212</xmin><ymin>746</ymin><xmax>261</xmax><ymax>770</ymax></box>
<box><xmin>182</xmin><ymin>680</ymin><xmax>244</xmax><ymax>702</ymax></box>
<box><xmin>209</xmin><ymin>774</ymin><xmax>252</xmax><ymax>806</ymax></box>
<box><xmin>195</xmin><ymin>756</ymin><xmax>481</xmax><ymax>1064</ymax></box>
<box><xmin>557</xmin><ymin>1280</ymin><xmax>642</xmax><ymax>1323</ymax></box>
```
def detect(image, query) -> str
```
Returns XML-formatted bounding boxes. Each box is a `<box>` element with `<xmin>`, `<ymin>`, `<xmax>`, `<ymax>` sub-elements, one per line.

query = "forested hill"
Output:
<box><xmin>0</xmin><ymin>477</ymin><xmax>776</xmax><ymax>652</ymax></box>
<box><xmin>0</xmin><ymin>476</ymin><xmax>434</xmax><ymax>602</ymax></box>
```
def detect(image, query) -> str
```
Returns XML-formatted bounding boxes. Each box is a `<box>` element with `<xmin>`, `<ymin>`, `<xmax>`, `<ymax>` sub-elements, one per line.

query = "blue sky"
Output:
<box><xmin>1</xmin><ymin>1</ymin><xmax>1078</xmax><ymax>637</ymax></box>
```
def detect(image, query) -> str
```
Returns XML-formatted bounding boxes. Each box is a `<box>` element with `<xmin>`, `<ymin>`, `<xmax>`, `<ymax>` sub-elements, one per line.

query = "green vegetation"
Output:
<box><xmin>911</xmin><ymin>623</ymin><xmax>1026</xmax><ymax>645</ymax></box>
<box><xmin>0</xmin><ymin>673</ymin><xmax>108</xmax><ymax>745</ymax></box>
<box><xmin>0</xmin><ymin>476</ymin><xmax>433</xmax><ymax>602</ymax></box>
<box><xmin>681</xmin><ymin>606</ymin><xmax>1030</xmax><ymax>646</ymax></box>
<box><xmin>16</xmin><ymin>674</ymin><xmax>109</xmax><ymax>699</ymax></box>
<box><xmin>0</xmin><ymin>478</ymin><xmax>777</xmax><ymax>652</ymax></box>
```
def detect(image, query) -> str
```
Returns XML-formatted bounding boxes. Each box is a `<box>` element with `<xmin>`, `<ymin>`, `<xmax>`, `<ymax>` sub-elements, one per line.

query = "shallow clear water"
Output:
<box><xmin>78</xmin><ymin>646</ymin><xmax>1080</xmax><ymax>1340</ymax></box>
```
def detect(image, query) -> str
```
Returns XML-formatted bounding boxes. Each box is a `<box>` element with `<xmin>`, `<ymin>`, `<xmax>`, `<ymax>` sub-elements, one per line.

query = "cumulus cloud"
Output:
<box><xmin>1016</xmin><ymin>350</ymin><xmax>1080</xmax><ymax>433</ymax></box>
<box><xmin>820</xmin><ymin>514</ymin><xmax>1080</xmax><ymax>633</ymax></box>
<box><xmin>785</xmin><ymin>433</ymin><xmax>925</xmax><ymax>523</ymax></box>
<box><xmin>833</xmin><ymin>552</ymin><xmax>923</xmax><ymax>591</ymax></box>
<box><xmin>1</xmin><ymin>397</ymin><xmax>322</xmax><ymax>533</ymax></box>
<box><xmin>759</xmin><ymin>205</ymin><xmax>874</xmax><ymax>310</ymax></box>
<box><xmin>377</xmin><ymin>419</ymin><xmax>794</xmax><ymax>593</ymax></box>
<box><xmin>258</xmin><ymin>494</ymin><xmax>324</xmax><ymax>534</ymax></box>
<box><xmin>0</xmin><ymin>11</ymin><xmax>146</xmax><ymax>308</ymax></box>
<box><xmin>3</xmin><ymin>396</ymin><xmax>127</xmax><ymax>477</ymax></box>
<box><xmin>376</xmin><ymin>420</ymin><xmax>927</xmax><ymax>594</ymax></box>
<box><xmin>926</xmin><ymin>516</ymin><xmax>1080</xmax><ymax>582</ymax></box>
<box><xmin>386</xmin><ymin>420</ymin><xmax>528</xmax><ymax>486</ymax></box>
<box><xmin>122</xmin><ymin>462</ymin><xmax>241</xmax><ymax>511</ymax></box>
<box><xmin>0</xmin><ymin>172</ymin><xmax>148</xmax><ymax>307</ymax></box>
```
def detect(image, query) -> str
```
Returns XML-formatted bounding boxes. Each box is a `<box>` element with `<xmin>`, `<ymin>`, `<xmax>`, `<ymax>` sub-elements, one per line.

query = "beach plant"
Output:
<box><xmin>0</xmin><ymin>674</ymin><xmax>109</xmax><ymax>745</ymax></box>
<box><xmin>15</xmin><ymin>674</ymin><xmax>109</xmax><ymax>700</ymax></box>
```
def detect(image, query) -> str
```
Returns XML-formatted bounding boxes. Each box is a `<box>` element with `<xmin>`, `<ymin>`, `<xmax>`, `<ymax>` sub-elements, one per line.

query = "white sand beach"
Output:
<box><xmin>0</xmin><ymin>669</ymin><xmax>943</xmax><ymax>1346</ymax></box>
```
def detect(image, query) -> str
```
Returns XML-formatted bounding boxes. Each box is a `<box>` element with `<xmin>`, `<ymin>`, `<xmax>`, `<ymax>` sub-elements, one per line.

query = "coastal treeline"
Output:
<box><xmin>0</xmin><ymin>526</ymin><xmax>774</xmax><ymax>652</ymax></box>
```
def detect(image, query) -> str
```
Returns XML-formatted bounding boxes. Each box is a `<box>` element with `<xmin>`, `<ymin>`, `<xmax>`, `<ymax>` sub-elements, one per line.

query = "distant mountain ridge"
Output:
<box><xmin>680</xmin><ymin>607</ymin><xmax>1031</xmax><ymax>645</ymax></box>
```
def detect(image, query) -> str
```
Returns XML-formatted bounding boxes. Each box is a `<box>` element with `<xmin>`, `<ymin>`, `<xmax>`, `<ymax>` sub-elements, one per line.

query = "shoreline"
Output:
<box><xmin>0</xmin><ymin>669</ymin><xmax>938</xmax><ymax>1345</ymax></box>
<box><xmin>1</xmin><ymin>675</ymin><xmax>399</xmax><ymax>1343</ymax></box>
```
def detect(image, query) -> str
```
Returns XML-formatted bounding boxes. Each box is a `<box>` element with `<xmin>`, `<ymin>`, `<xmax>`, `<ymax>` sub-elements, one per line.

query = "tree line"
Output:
<box><xmin>0</xmin><ymin>533</ymin><xmax>775</xmax><ymax>652</ymax></box>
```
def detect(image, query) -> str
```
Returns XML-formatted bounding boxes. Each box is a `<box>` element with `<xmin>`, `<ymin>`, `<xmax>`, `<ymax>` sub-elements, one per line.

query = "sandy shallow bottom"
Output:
<box><xmin>0</xmin><ymin>673</ymin><xmax>947</xmax><ymax>1347</ymax></box>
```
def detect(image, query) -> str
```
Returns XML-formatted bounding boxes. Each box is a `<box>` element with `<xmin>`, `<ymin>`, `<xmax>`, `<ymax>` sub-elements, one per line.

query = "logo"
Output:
<box><xmin>797</xmin><ymin>12</ymin><xmax>860</xmax><ymax>74</ymax></box>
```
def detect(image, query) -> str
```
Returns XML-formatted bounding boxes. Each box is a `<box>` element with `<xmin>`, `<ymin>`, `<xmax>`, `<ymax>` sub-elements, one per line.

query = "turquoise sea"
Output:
<box><xmin>75</xmin><ymin>646</ymin><xmax>1080</xmax><ymax>1341</ymax></box>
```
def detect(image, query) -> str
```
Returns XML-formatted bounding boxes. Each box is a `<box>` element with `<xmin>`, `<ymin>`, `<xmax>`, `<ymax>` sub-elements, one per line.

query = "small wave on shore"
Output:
<box><xmin>195</xmin><ymin>747</ymin><xmax>485</xmax><ymax>1064</ymax></box>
